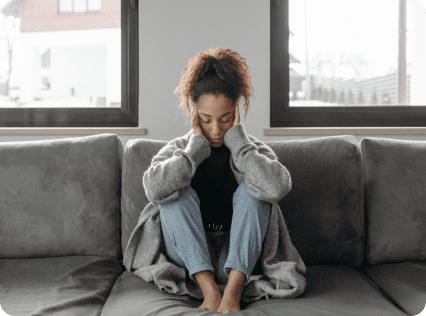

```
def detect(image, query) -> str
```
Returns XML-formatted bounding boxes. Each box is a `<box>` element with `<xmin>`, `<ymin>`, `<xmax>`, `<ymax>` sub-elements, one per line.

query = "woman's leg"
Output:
<box><xmin>216</xmin><ymin>180</ymin><xmax>271</xmax><ymax>285</ymax></box>
<box><xmin>158</xmin><ymin>186</ymin><xmax>217</xmax><ymax>282</ymax></box>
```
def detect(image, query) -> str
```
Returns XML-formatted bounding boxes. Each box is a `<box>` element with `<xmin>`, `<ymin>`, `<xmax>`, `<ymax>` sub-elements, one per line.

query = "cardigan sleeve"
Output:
<box><xmin>142</xmin><ymin>134</ymin><xmax>211</xmax><ymax>205</ymax></box>
<box><xmin>223</xmin><ymin>123</ymin><xmax>292</xmax><ymax>204</ymax></box>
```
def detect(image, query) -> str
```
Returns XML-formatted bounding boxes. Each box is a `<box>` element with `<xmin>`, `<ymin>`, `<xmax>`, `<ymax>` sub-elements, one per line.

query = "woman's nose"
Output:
<box><xmin>211</xmin><ymin>123</ymin><xmax>222</xmax><ymax>132</ymax></box>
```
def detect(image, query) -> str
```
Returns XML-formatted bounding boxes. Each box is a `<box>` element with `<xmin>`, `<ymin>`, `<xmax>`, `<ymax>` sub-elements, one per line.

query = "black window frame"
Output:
<box><xmin>271</xmin><ymin>0</ymin><xmax>425</xmax><ymax>128</ymax></box>
<box><xmin>0</xmin><ymin>0</ymin><xmax>138</xmax><ymax>128</ymax></box>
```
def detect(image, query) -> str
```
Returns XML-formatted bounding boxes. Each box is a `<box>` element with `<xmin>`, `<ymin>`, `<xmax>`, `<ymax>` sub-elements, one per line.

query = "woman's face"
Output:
<box><xmin>195</xmin><ymin>94</ymin><xmax>235</xmax><ymax>147</ymax></box>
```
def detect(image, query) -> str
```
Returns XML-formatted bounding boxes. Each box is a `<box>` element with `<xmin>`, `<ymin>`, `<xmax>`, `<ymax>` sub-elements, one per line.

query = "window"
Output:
<box><xmin>59</xmin><ymin>0</ymin><xmax>102</xmax><ymax>13</ymax></box>
<box><xmin>271</xmin><ymin>0</ymin><xmax>425</xmax><ymax>127</ymax></box>
<box><xmin>0</xmin><ymin>0</ymin><xmax>138</xmax><ymax>128</ymax></box>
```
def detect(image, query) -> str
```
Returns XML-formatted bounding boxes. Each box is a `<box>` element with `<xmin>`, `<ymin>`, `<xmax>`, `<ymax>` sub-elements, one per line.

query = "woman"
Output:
<box><xmin>163</xmin><ymin>47</ymin><xmax>267</xmax><ymax>313</ymax></box>
<box><xmin>123</xmin><ymin>47</ymin><xmax>306</xmax><ymax>314</ymax></box>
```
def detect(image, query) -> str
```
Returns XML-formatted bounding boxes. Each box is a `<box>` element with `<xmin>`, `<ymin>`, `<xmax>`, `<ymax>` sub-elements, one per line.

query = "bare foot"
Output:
<box><xmin>217</xmin><ymin>269</ymin><xmax>245</xmax><ymax>313</ymax></box>
<box><xmin>196</xmin><ymin>292</ymin><xmax>222</xmax><ymax>312</ymax></box>
<box><xmin>194</xmin><ymin>270</ymin><xmax>223</xmax><ymax>311</ymax></box>
<box><xmin>217</xmin><ymin>291</ymin><xmax>241</xmax><ymax>313</ymax></box>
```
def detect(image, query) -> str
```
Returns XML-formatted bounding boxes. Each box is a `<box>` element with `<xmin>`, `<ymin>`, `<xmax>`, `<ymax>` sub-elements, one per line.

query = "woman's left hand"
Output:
<box><xmin>233</xmin><ymin>104</ymin><xmax>240</xmax><ymax>127</ymax></box>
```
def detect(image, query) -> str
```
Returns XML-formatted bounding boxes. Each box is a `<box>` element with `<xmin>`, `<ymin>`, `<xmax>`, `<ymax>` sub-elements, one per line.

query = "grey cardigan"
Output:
<box><xmin>123</xmin><ymin>123</ymin><xmax>307</xmax><ymax>303</ymax></box>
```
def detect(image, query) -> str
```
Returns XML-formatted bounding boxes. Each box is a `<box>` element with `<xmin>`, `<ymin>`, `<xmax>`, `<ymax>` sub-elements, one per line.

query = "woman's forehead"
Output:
<box><xmin>197</xmin><ymin>94</ymin><xmax>234</xmax><ymax>114</ymax></box>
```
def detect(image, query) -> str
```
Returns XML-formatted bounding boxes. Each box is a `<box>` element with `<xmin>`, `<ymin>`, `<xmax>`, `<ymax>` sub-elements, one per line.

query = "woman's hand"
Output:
<box><xmin>232</xmin><ymin>104</ymin><xmax>240</xmax><ymax>127</ymax></box>
<box><xmin>191</xmin><ymin>106</ymin><xmax>206</xmax><ymax>140</ymax></box>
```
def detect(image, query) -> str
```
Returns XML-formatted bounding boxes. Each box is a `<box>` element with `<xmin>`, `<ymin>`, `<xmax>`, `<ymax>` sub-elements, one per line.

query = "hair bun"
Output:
<box><xmin>198</xmin><ymin>57</ymin><xmax>230</xmax><ymax>82</ymax></box>
<box><xmin>198</xmin><ymin>58</ymin><xmax>214</xmax><ymax>80</ymax></box>
<box><xmin>213</xmin><ymin>63</ymin><xmax>225</xmax><ymax>80</ymax></box>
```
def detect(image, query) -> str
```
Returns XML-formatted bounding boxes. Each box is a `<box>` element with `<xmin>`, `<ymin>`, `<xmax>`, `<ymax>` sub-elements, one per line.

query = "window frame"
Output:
<box><xmin>0</xmin><ymin>0</ymin><xmax>138</xmax><ymax>128</ymax></box>
<box><xmin>270</xmin><ymin>0</ymin><xmax>425</xmax><ymax>128</ymax></box>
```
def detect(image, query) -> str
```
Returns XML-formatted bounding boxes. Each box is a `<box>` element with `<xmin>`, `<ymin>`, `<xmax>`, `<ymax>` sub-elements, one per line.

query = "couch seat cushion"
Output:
<box><xmin>100</xmin><ymin>265</ymin><xmax>407</xmax><ymax>316</ymax></box>
<box><xmin>0</xmin><ymin>256</ymin><xmax>124</xmax><ymax>316</ymax></box>
<box><xmin>363</xmin><ymin>261</ymin><xmax>426</xmax><ymax>316</ymax></box>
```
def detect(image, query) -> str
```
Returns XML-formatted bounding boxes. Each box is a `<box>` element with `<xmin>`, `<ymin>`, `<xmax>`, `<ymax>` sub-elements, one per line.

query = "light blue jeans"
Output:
<box><xmin>158</xmin><ymin>180</ymin><xmax>271</xmax><ymax>285</ymax></box>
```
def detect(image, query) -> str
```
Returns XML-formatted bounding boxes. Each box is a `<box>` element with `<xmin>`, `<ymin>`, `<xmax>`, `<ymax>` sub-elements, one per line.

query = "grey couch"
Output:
<box><xmin>0</xmin><ymin>133</ymin><xmax>425</xmax><ymax>316</ymax></box>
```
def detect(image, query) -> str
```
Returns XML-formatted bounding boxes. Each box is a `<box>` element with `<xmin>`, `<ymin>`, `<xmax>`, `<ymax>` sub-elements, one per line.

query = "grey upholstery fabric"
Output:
<box><xmin>100</xmin><ymin>266</ymin><xmax>408</xmax><ymax>316</ymax></box>
<box><xmin>264</xmin><ymin>135</ymin><xmax>365</xmax><ymax>267</ymax></box>
<box><xmin>0</xmin><ymin>256</ymin><xmax>124</xmax><ymax>316</ymax></box>
<box><xmin>3</xmin><ymin>131</ymin><xmax>425</xmax><ymax>316</ymax></box>
<box><xmin>361</xmin><ymin>137</ymin><xmax>426</xmax><ymax>265</ymax></box>
<box><xmin>363</xmin><ymin>261</ymin><xmax>426</xmax><ymax>316</ymax></box>
<box><xmin>0</xmin><ymin>133</ymin><xmax>124</xmax><ymax>259</ymax></box>
<box><xmin>120</xmin><ymin>136</ymin><xmax>162</xmax><ymax>255</ymax></box>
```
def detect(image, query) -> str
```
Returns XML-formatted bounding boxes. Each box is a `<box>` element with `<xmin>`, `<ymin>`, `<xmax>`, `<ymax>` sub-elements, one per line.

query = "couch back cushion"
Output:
<box><xmin>361</xmin><ymin>137</ymin><xmax>426</xmax><ymax>265</ymax></box>
<box><xmin>121</xmin><ymin>134</ymin><xmax>365</xmax><ymax>267</ymax></box>
<box><xmin>120</xmin><ymin>138</ymin><xmax>167</xmax><ymax>255</ymax></box>
<box><xmin>265</xmin><ymin>135</ymin><xmax>365</xmax><ymax>267</ymax></box>
<box><xmin>0</xmin><ymin>133</ymin><xmax>123</xmax><ymax>259</ymax></box>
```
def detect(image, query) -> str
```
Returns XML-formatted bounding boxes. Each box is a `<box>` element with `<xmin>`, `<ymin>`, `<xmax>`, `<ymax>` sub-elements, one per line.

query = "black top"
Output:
<box><xmin>190</xmin><ymin>142</ymin><xmax>239</xmax><ymax>233</ymax></box>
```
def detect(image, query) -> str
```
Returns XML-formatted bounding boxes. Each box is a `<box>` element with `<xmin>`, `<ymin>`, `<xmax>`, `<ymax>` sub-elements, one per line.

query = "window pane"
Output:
<box><xmin>59</xmin><ymin>0</ymin><xmax>73</xmax><ymax>13</ymax></box>
<box><xmin>0</xmin><ymin>0</ymin><xmax>121</xmax><ymax>108</ymax></box>
<box><xmin>289</xmin><ymin>0</ymin><xmax>420</xmax><ymax>106</ymax></box>
<box><xmin>89</xmin><ymin>0</ymin><xmax>102</xmax><ymax>11</ymax></box>
<box><xmin>74</xmin><ymin>0</ymin><xmax>87</xmax><ymax>13</ymax></box>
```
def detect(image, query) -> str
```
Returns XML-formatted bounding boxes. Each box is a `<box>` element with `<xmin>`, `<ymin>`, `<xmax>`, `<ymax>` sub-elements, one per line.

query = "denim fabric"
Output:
<box><xmin>158</xmin><ymin>180</ymin><xmax>271</xmax><ymax>285</ymax></box>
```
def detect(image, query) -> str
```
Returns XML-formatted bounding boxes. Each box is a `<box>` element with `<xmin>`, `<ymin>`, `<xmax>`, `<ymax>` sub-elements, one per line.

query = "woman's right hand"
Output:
<box><xmin>191</xmin><ymin>106</ymin><xmax>206</xmax><ymax>140</ymax></box>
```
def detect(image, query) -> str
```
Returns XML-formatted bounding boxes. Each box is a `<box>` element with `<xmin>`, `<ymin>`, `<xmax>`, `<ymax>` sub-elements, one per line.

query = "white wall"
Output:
<box><xmin>137</xmin><ymin>0</ymin><xmax>270</xmax><ymax>147</ymax></box>
<box><xmin>1</xmin><ymin>0</ymin><xmax>426</xmax><ymax>148</ymax></box>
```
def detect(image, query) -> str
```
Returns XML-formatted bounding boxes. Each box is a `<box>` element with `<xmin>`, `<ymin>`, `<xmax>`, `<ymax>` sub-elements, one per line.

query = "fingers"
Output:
<box><xmin>191</xmin><ymin>107</ymin><xmax>196</xmax><ymax>126</ymax></box>
<box><xmin>233</xmin><ymin>104</ymin><xmax>239</xmax><ymax>126</ymax></box>
<box><xmin>191</xmin><ymin>111</ymin><xmax>194</xmax><ymax>127</ymax></box>
<box><xmin>195</xmin><ymin>107</ymin><xmax>200</xmax><ymax>126</ymax></box>
<box><xmin>192</xmin><ymin>106</ymin><xmax>197</xmax><ymax>122</ymax></box>
<box><xmin>195</xmin><ymin>107</ymin><xmax>198</xmax><ymax>124</ymax></box>
<box><xmin>236</xmin><ymin>104</ymin><xmax>240</xmax><ymax>124</ymax></box>
<box><xmin>191</xmin><ymin>106</ymin><xmax>201</xmax><ymax>137</ymax></box>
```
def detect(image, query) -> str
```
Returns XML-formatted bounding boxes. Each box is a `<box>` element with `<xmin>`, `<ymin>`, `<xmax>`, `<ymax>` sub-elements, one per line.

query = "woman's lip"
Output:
<box><xmin>210</xmin><ymin>138</ymin><xmax>223</xmax><ymax>142</ymax></box>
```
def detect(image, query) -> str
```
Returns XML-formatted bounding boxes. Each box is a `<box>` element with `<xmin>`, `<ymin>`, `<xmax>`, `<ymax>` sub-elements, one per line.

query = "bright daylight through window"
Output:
<box><xmin>289</xmin><ymin>0</ymin><xmax>424</xmax><ymax>107</ymax></box>
<box><xmin>0</xmin><ymin>0</ymin><xmax>121</xmax><ymax>108</ymax></box>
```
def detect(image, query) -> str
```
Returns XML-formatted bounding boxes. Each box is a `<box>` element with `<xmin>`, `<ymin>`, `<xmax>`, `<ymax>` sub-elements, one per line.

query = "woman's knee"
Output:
<box><xmin>233</xmin><ymin>181</ymin><xmax>272</xmax><ymax>221</ymax></box>
<box><xmin>233</xmin><ymin>180</ymin><xmax>265</xmax><ymax>207</ymax></box>
<box><xmin>186</xmin><ymin>185</ymin><xmax>200</xmax><ymax>203</ymax></box>
<box><xmin>159</xmin><ymin>186</ymin><xmax>200</xmax><ymax>212</ymax></box>
<box><xmin>158</xmin><ymin>186</ymin><xmax>203</xmax><ymax>241</ymax></box>
<box><xmin>234</xmin><ymin>180</ymin><xmax>248</xmax><ymax>195</ymax></box>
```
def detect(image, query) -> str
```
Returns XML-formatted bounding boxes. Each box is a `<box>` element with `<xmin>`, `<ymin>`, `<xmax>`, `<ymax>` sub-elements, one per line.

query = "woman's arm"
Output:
<box><xmin>143</xmin><ymin>133</ymin><xmax>210</xmax><ymax>205</ymax></box>
<box><xmin>224</xmin><ymin>124</ymin><xmax>292</xmax><ymax>204</ymax></box>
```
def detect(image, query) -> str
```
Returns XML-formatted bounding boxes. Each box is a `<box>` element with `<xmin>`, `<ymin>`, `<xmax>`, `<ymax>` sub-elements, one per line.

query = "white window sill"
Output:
<box><xmin>0</xmin><ymin>128</ymin><xmax>146</xmax><ymax>135</ymax></box>
<box><xmin>264</xmin><ymin>127</ymin><xmax>426</xmax><ymax>135</ymax></box>
<box><xmin>0</xmin><ymin>127</ymin><xmax>425</xmax><ymax>135</ymax></box>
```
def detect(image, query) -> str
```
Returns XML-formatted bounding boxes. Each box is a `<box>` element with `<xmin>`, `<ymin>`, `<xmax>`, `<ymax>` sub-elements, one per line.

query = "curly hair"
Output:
<box><xmin>174</xmin><ymin>47</ymin><xmax>255</xmax><ymax>125</ymax></box>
